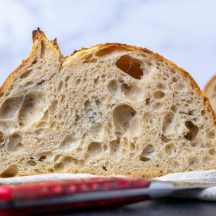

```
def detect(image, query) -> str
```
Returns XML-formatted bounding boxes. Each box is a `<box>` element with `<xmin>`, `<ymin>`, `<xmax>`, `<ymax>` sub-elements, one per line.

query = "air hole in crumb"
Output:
<box><xmin>153</xmin><ymin>91</ymin><xmax>165</xmax><ymax>99</ymax></box>
<box><xmin>164</xmin><ymin>143</ymin><xmax>175</xmax><ymax>154</ymax></box>
<box><xmin>76</xmin><ymin>79</ymin><xmax>81</xmax><ymax>84</ymax></box>
<box><xmin>116</xmin><ymin>55</ymin><xmax>143</xmax><ymax>79</ymax></box>
<box><xmin>83</xmin><ymin>54</ymin><xmax>97</xmax><ymax>63</ymax></box>
<box><xmin>61</xmin><ymin>95</ymin><xmax>65</xmax><ymax>103</ymax></box>
<box><xmin>161</xmin><ymin>135</ymin><xmax>171</xmax><ymax>143</ymax></box>
<box><xmin>110</xmin><ymin>139</ymin><xmax>120</xmax><ymax>154</ymax></box>
<box><xmin>61</xmin><ymin>156</ymin><xmax>78</xmax><ymax>164</ymax></box>
<box><xmin>173</xmin><ymin>82</ymin><xmax>186</xmax><ymax>92</ymax></box>
<box><xmin>162</xmin><ymin>112</ymin><xmax>174</xmax><ymax>135</ymax></box>
<box><xmin>60</xmin><ymin>135</ymin><xmax>81</xmax><ymax>150</ymax></box>
<box><xmin>184</xmin><ymin>121</ymin><xmax>199</xmax><ymax>141</ymax></box>
<box><xmin>95</xmin><ymin>46</ymin><xmax>128</xmax><ymax>57</ymax></box>
<box><xmin>95</xmin><ymin>99</ymin><xmax>102</xmax><ymax>108</ymax></box>
<box><xmin>207</xmin><ymin>131</ymin><xmax>215</xmax><ymax>139</ymax></box>
<box><xmin>140</xmin><ymin>144</ymin><xmax>155</xmax><ymax>162</ymax></box>
<box><xmin>76</xmin><ymin>147</ymin><xmax>82</xmax><ymax>153</ymax></box>
<box><xmin>49</xmin><ymin>100</ymin><xmax>57</xmax><ymax>114</ymax></box>
<box><xmin>102</xmin><ymin>166</ymin><xmax>107</xmax><ymax>171</ymax></box>
<box><xmin>54</xmin><ymin>156</ymin><xmax>79</xmax><ymax>171</ymax></box>
<box><xmin>20</xmin><ymin>69</ymin><xmax>32</xmax><ymax>79</ymax></box>
<box><xmin>171</xmin><ymin>69</ymin><xmax>176</xmax><ymax>74</ymax></box>
<box><xmin>32</xmin><ymin>59</ymin><xmax>37</xmax><ymax>64</ymax></box>
<box><xmin>25</xmin><ymin>81</ymin><xmax>34</xmax><ymax>86</ymax></box>
<box><xmin>171</xmin><ymin>160</ymin><xmax>180</xmax><ymax>168</ymax></box>
<box><xmin>172</xmin><ymin>77</ymin><xmax>177</xmax><ymax>82</ymax></box>
<box><xmin>39</xmin><ymin>155</ymin><xmax>46</xmax><ymax>161</ymax></box>
<box><xmin>94</xmin><ymin>77</ymin><xmax>99</xmax><ymax>85</ymax></box>
<box><xmin>188</xmin><ymin>110</ymin><xmax>194</xmax><ymax>115</ymax></box>
<box><xmin>143</xmin><ymin>112</ymin><xmax>152</xmax><ymax>121</ymax></box>
<box><xmin>171</xmin><ymin>105</ymin><xmax>177</xmax><ymax>112</ymax></box>
<box><xmin>113</xmin><ymin>104</ymin><xmax>136</xmax><ymax>135</ymax></box>
<box><xmin>0</xmin><ymin>131</ymin><xmax>4</xmax><ymax>143</ymax></box>
<box><xmin>75</xmin><ymin>114</ymin><xmax>80</xmax><ymax>122</ymax></box>
<box><xmin>65</xmin><ymin>76</ymin><xmax>70</xmax><ymax>82</ymax></box>
<box><xmin>130</xmin><ymin>142</ymin><xmax>135</xmax><ymax>150</ymax></box>
<box><xmin>54</xmin><ymin>162</ymin><xmax>64</xmax><ymax>171</ymax></box>
<box><xmin>121</xmin><ymin>83</ymin><xmax>133</xmax><ymax>96</ymax></box>
<box><xmin>58</xmin><ymin>81</ymin><xmax>63</xmax><ymax>90</ymax></box>
<box><xmin>209</xmin><ymin>148</ymin><xmax>215</xmax><ymax>156</ymax></box>
<box><xmin>203</xmin><ymin>156</ymin><xmax>211</xmax><ymax>163</ymax></box>
<box><xmin>157</xmin><ymin>83</ymin><xmax>165</xmax><ymax>89</ymax></box>
<box><xmin>84</xmin><ymin>100</ymin><xmax>97</xmax><ymax>124</ymax></box>
<box><xmin>37</xmin><ymin>80</ymin><xmax>45</xmax><ymax>85</ymax></box>
<box><xmin>48</xmin><ymin>168</ymin><xmax>54</xmax><ymax>173</ymax></box>
<box><xmin>191</xmin><ymin>141</ymin><xmax>198</xmax><ymax>147</ymax></box>
<box><xmin>87</xmin><ymin>142</ymin><xmax>102</xmax><ymax>158</ymax></box>
<box><xmin>7</xmin><ymin>133</ymin><xmax>24</xmax><ymax>152</ymax></box>
<box><xmin>153</xmin><ymin>102</ymin><xmax>162</xmax><ymax>110</ymax></box>
<box><xmin>18</xmin><ymin>92</ymin><xmax>46</xmax><ymax>127</ymax></box>
<box><xmin>201</xmin><ymin>110</ymin><xmax>205</xmax><ymax>116</ymax></box>
<box><xmin>107</xmin><ymin>80</ymin><xmax>119</xmax><ymax>96</ymax></box>
<box><xmin>54</xmin><ymin>155</ymin><xmax>61</xmax><ymax>162</ymax></box>
<box><xmin>0</xmin><ymin>165</ymin><xmax>18</xmax><ymax>177</ymax></box>
<box><xmin>188</xmin><ymin>157</ymin><xmax>198</xmax><ymax>166</ymax></box>
<box><xmin>145</xmin><ymin>98</ymin><xmax>150</xmax><ymax>105</ymax></box>
<box><xmin>0</xmin><ymin>96</ymin><xmax>23</xmax><ymax>119</ymax></box>
<box><xmin>27</xmin><ymin>160</ymin><xmax>37</xmax><ymax>166</ymax></box>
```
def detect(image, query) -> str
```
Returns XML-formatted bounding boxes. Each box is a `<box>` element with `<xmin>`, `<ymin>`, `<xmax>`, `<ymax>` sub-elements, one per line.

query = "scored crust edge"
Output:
<box><xmin>1</xmin><ymin>29</ymin><xmax>216</xmax><ymax>178</ymax></box>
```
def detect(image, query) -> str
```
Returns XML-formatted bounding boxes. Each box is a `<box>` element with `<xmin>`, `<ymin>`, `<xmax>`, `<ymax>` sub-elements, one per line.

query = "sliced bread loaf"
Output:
<box><xmin>204</xmin><ymin>75</ymin><xmax>216</xmax><ymax>113</ymax></box>
<box><xmin>0</xmin><ymin>29</ymin><xmax>216</xmax><ymax>178</ymax></box>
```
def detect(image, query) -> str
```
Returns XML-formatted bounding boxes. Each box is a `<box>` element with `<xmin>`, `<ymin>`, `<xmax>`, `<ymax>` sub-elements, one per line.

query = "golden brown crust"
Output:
<box><xmin>204</xmin><ymin>75</ymin><xmax>216</xmax><ymax>95</ymax></box>
<box><xmin>32</xmin><ymin>27</ymin><xmax>46</xmax><ymax>42</ymax></box>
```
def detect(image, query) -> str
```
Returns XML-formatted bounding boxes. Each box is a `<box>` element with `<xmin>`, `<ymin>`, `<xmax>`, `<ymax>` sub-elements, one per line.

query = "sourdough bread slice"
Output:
<box><xmin>204</xmin><ymin>76</ymin><xmax>216</xmax><ymax>113</ymax></box>
<box><xmin>0</xmin><ymin>29</ymin><xmax>216</xmax><ymax>178</ymax></box>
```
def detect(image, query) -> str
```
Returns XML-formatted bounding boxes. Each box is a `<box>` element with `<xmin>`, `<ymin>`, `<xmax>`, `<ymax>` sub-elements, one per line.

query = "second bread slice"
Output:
<box><xmin>204</xmin><ymin>75</ymin><xmax>216</xmax><ymax>113</ymax></box>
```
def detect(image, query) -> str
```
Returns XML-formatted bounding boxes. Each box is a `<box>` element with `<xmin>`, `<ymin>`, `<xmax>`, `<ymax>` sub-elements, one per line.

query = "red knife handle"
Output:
<box><xmin>0</xmin><ymin>177</ymin><xmax>150</xmax><ymax>202</ymax></box>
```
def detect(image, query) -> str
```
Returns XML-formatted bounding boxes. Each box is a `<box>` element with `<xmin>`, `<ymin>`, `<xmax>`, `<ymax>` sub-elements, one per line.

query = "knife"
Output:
<box><xmin>0</xmin><ymin>177</ymin><xmax>214</xmax><ymax>215</ymax></box>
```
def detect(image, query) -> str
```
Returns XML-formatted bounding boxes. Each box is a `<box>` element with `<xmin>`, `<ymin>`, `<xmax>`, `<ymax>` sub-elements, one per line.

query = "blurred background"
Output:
<box><xmin>0</xmin><ymin>0</ymin><xmax>216</xmax><ymax>88</ymax></box>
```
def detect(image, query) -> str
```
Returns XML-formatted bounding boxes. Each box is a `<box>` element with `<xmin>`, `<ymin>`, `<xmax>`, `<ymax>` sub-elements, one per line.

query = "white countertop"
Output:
<box><xmin>0</xmin><ymin>0</ymin><xmax>216</xmax><ymax>88</ymax></box>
